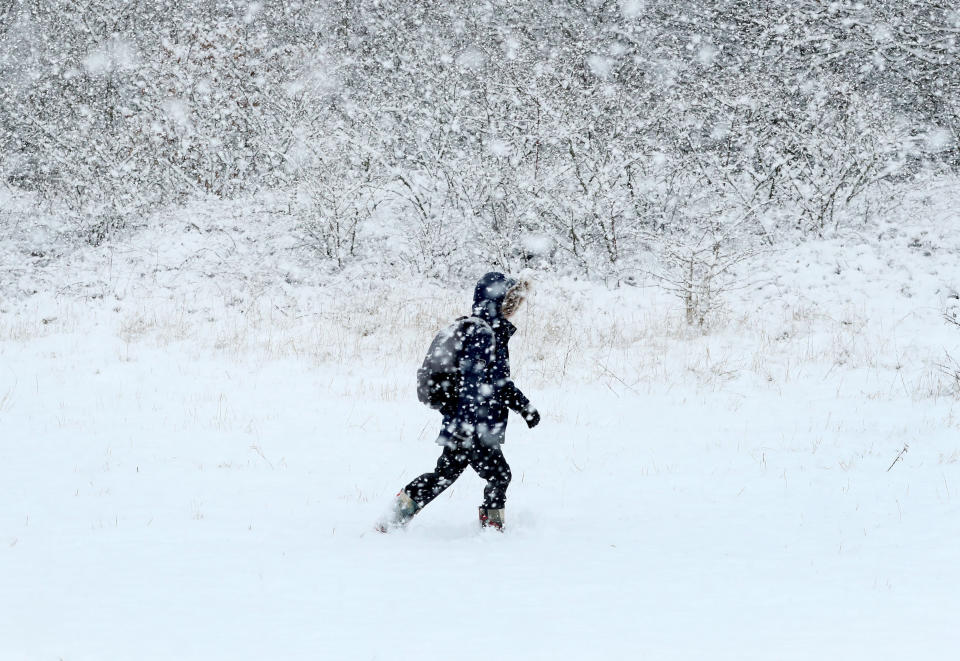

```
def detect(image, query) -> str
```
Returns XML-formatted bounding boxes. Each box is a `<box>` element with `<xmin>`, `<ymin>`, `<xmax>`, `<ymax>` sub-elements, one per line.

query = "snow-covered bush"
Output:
<box><xmin>1</xmin><ymin>0</ymin><xmax>957</xmax><ymax>295</ymax></box>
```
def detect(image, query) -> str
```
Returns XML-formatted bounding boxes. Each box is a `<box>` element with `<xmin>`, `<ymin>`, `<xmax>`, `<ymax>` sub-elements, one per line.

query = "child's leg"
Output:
<box><xmin>403</xmin><ymin>445</ymin><xmax>469</xmax><ymax>508</ymax></box>
<box><xmin>470</xmin><ymin>445</ymin><xmax>512</xmax><ymax>509</ymax></box>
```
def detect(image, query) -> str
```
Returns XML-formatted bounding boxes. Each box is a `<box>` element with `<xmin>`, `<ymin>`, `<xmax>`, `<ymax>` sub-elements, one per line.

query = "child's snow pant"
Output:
<box><xmin>404</xmin><ymin>441</ymin><xmax>512</xmax><ymax>510</ymax></box>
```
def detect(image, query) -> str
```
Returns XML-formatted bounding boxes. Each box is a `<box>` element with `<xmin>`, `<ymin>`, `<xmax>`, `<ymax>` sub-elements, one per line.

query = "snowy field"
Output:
<box><xmin>3</xmin><ymin>196</ymin><xmax>960</xmax><ymax>660</ymax></box>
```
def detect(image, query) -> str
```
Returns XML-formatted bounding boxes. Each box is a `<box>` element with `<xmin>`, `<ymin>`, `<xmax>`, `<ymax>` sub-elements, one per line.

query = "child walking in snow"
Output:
<box><xmin>378</xmin><ymin>272</ymin><xmax>540</xmax><ymax>532</ymax></box>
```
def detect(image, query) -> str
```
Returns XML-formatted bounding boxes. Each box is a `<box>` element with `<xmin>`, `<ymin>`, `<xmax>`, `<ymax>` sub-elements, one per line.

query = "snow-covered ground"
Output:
<box><xmin>2</xmin><ymin>188</ymin><xmax>960</xmax><ymax>660</ymax></box>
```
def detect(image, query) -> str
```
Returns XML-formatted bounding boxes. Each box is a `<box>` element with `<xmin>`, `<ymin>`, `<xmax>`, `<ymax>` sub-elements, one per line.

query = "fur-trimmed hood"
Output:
<box><xmin>471</xmin><ymin>272</ymin><xmax>526</xmax><ymax>326</ymax></box>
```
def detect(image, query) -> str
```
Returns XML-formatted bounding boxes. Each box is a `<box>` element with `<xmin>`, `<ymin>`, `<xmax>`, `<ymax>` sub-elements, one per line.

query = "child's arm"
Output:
<box><xmin>500</xmin><ymin>380</ymin><xmax>540</xmax><ymax>429</ymax></box>
<box><xmin>500</xmin><ymin>380</ymin><xmax>530</xmax><ymax>412</ymax></box>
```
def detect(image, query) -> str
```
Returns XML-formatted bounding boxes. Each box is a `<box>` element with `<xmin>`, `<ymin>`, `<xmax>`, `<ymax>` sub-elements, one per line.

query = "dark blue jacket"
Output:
<box><xmin>441</xmin><ymin>272</ymin><xmax>531</xmax><ymax>448</ymax></box>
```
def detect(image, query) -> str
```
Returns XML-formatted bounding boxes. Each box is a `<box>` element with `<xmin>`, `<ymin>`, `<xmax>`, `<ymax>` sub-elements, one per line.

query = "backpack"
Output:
<box><xmin>416</xmin><ymin>316</ymin><xmax>489</xmax><ymax>410</ymax></box>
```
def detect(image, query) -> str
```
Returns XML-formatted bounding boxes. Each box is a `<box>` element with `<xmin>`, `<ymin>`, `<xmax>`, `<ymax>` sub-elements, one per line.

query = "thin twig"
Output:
<box><xmin>886</xmin><ymin>443</ymin><xmax>909</xmax><ymax>472</ymax></box>
<box><xmin>597</xmin><ymin>361</ymin><xmax>641</xmax><ymax>396</ymax></box>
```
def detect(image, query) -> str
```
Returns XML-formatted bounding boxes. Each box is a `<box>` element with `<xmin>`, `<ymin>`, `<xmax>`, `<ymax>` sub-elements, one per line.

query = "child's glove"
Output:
<box><xmin>522</xmin><ymin>405</ymin><xmax>541</xmax><ymax>429</ymax></box>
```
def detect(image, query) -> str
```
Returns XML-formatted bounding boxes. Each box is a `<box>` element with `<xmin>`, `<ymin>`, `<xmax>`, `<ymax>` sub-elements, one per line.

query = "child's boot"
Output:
<box><xmin>479</xmin><ymin>506</ymin><xmax>504</xmax><ymax>531</ymax></box>
<box><xmin>376</xmin><ymin>492</ymin><xmax>421</xmax><ymax>532</ymax></box>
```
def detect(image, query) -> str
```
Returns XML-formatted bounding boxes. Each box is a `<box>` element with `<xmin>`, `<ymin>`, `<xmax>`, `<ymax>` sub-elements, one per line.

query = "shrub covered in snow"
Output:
<box><xmin>1</xmin><ymin>0</ymin><xmax>958</xmax><ymax>320</ymax></box>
